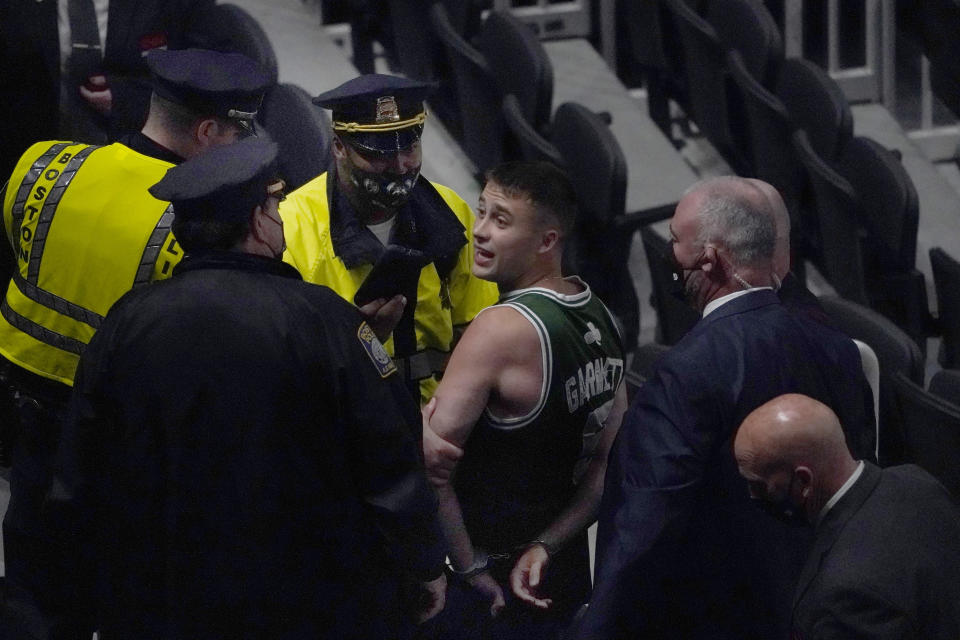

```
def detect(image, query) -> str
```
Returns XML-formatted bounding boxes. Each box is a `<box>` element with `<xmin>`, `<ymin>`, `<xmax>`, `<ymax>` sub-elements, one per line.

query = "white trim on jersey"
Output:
<box><xmin>499</xmin><ymin>276</ymin><xmax>592</xmax><ymax>308</ymax></box>
<box><xmin>482</xmin><ymin>300</ymin><xmax>552</xmax><ymax>431</ymax></box>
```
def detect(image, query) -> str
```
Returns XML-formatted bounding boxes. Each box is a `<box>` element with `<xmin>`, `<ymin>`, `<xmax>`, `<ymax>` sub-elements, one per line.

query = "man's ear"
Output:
<box><xmin>538</xmin><ymin>228</ymin><xmax>560</xmax><ymax>254</ymax></box>
<box><xmin>249</xmin><ymin>204</ymin><xmax>267</xmax><ymax>241</ymax></box>
<box><xmin>332</xmin><ymin>135</ymin><xmax>347</xmax><ymax>159</ymax></box>
<box><xmin>795</xmin><ymin>466</ymin><xmax>813</xmax><ymax>497</ymax></box>
<box><xmin>194</xmin><ymin>118</ymin><xmax>220</xmax><ymax>146</ymax></box>
<box><xmin>701</xmin><ymin>244</ymin><xmax>719</xmax><ymax>274</ymax></box>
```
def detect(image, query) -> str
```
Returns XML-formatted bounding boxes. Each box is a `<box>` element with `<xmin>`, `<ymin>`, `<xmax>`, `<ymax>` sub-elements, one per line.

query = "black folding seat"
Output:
<box><xmin>477</xmin><ymin>11</ymin><xmax>553</xmax><ymax>138</ymax></box>
<box><xmin>661</xmin><ymin>0</ymin><xmax>751</xmax><ymax>174</ymax></box>
<box><xmin>429</xmin><ymin>3</ymin><xmax>504</xmax><ymax>176</ymax></box>
<box><xmin>257</xmin><ymin>83</ymin><xmax>331</xmax><ymax>192</ymax></box>
<box><xmin>820</xmin><ymin>295</ymin><xmax>926</xmax><ymax>466</ymax></box>
<box><xmin>930</xmin><ymin>247</ymin><xmax>960</xmax><ymax>369</ymax></box>
<box><xmin>892</xmin><ymin>372</ymin><xmax>960</xmax><ymax>497</ymax></box>
<box><xmin>838</xmin><ymin>136</ymin><xmax>928</xmax><ymax>349</ymax></box>
<box><xmin>501</xmin><ymin>94</ymin><xmax>563</xmax><ymax>166</ymax></box>
<box><xmin>551</xmin><ymin>102</ymin><xmax>639</xmax><ymax>348</ymax></box>
<box><xmin>195</xmin><ymin>3</ymin><xmax>279</xmax><ymax>84</ymax></box>
<box><xmin>792</xmin><ymin>130</ymin><xmax>868</xmax><ymax>304</ymax></box>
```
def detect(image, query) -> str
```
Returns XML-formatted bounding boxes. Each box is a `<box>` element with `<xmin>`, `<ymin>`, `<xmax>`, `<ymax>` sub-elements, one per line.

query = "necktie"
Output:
<box><xmin>62</xmin><ymin>0</ymin><xmax>107</xmax><ymax>142</ymax></box>
<box><xmin>66</xmin><ymin>0</ymin><xmax>102</xmax><ymax>89</ymax></box>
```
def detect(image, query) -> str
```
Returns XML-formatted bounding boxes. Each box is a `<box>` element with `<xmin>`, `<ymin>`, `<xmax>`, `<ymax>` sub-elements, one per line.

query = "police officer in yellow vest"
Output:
<box><xmin>0</xmin><ymin>48</ymin><xmax>271</xmax><ymax>638</ymax></box>
<box><xmin>280</xmin><ymin>74</ymin><xmax>498</xmax><ymax>403</ymax></box>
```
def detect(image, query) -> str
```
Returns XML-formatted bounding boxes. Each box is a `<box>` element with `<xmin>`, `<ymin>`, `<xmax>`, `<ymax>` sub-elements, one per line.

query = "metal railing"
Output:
<box><xmin>491</xmin><ymin>0</ymin><xmax>592</xmax><ymax>38</ymax></box>
<box><xmin>780</xmin><ymin>0</ymin><xmax>958</xmax><ymax>161</ymax></box>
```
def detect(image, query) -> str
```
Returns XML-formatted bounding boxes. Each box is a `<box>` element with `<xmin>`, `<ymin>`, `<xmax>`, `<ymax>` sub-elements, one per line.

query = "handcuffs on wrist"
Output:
<box><xmin>527</xmin><ymin>538</ymin><xmax>559</xmax><ymax>558</ymax></box>
<box><xmin>447</xmin><ymin>549</ymin><xmax>491</xmax><ymax>580</ymax></box>
<box><xmin>448</xmin><ymin>538</ymin><xmax>561</xmax><ymax>581</ymax></box>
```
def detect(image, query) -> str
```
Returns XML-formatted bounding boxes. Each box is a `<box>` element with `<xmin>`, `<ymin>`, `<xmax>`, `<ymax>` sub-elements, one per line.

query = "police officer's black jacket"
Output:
<box><xmin>47</xmin><ymin>250</ymin><xmax>444</xmax><ymax>639</ymax></box>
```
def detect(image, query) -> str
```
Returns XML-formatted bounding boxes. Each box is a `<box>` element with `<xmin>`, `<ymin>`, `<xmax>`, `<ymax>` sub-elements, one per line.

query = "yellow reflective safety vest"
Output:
<box><xmin>280</xmin><ymin>172</ymin><xmax>498</xmax><ymax>403</ymax></box>
<box><xmin>0</xmin><ymin>141</ymin><xmax>184</xmax><ymax>385</ymax></box>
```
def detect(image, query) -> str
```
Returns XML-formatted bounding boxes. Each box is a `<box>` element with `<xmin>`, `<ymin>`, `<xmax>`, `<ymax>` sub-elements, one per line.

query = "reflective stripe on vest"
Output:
<box><xmin>11</xmin><ymin>142</ymin><xmax>72</xmax><ymax>253</ymax></box>
<box><xmin>1</xmin><ymin>141</ymin><xmax>180</xmax><ymax>384</ymax></box>
<box><xmin>8</xmin><ymin>143</ymin><xmax>105</xmax><ymax>334</ymax></box>
<box><xmin>26</xmin><ymin>145</ymin><xmax>99</xmax><ymax>284</ymax></box>
<box><xmin>0</xmin><ymin>297</ymin><xmax>85</xmax><ymax>355</ymax></box>
<box><xmin>133</xmin><ymin>204</ymin><xmax>174</xmax><ymax>287</ymax></box>
<box><xmin>11</xmin><ymin>272</ymin><xmax>103</xmax><ymax>329</ymax></box>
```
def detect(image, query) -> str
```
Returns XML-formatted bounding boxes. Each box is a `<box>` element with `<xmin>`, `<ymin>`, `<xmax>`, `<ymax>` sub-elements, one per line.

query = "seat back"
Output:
<box><xmin>892</xmin><ymin>372</ymin><xmax>960</xmax><ymax>497</ymax></box>
<box><xmin>930</xmin><ymin>369</ymin><xmax>960</xmax><ymax>407</ymax></box>
<box><xmin>662</xmin><ymin>0</ymin><xmax>750</xmax><ymax>174</ymax></box>
<box><xmin>195</xmin><ymin>3</ymin><xmax>279</xmax><ymax>84</ymax></box>
<box><xmin>838</xmin><ymin>136</ymin><xmax>926</xmax><ymax>346</ymax></box>
<box><xmin>705</xmin><ymin>0</ymin><xmax>783</xmax><ymax>87</ymax></box>
<box><xmin>430</xmin><ymin>3</ymin><xmax>505</xmax><ymax>175</ymax></box>
<box><xmin>388</xmin><ymin>0</ymin><xmax>463</xmax><ymax>133</ymax></box>
<box><xmin>727</xmin><ymin>50</ymin><xmax>803</xmax><ymax>222</ymax></box>
<box><xmin>792</xmin><ymin>130</ymin><xmax>868</xmax><ymax>305</ymax></box>
<box><xmin>839</xmin><ymin>136</ymin><xmax>920</xmax><ymax>273</ymax></box>
<box><xmin>819</xmin><ymin>295</ymin><xmax>925</xmax><ymax>466</ymax></box>
<box><xmin>389</xmin><ymin>0</ymin><xmax>443</xmax><ymax>80</ymax></box>
<box><xmin>776</xmin><ymin>58</ymin><xmax>852</xmax><ymax>163</ymax></box>
<box><xmin>930</xmin><ymin>247</ymin><xmax>960</xmax><ymax>368</ymax></box>
<box><xmin>618</xmin><ymin>0</ymin><xmax>691</xmax><ymax>133</ymax></box>
<box><xmin>501</xmin><ymin>94</ymin><xmax>563</xmax><ymax>166</ymax></box>
<box><xmin>641</xmin><ymin>226</ymin><xmax>700</xmax><ymax>346</ymax></box>
<box><xmin>550</xmin><ymin>102</ymin><xmax>637</xmax><ymax>348</ymax></box>
<box><xmin>257</xmin><ymin>83</ymin><xmax>331</xmax><ymax>192</ymax></box>
<box><xmin>478</xmin><ymin>11</ymin><xmax>554</xmax><ymax>134</ymax></box>
<box><xmin>853</xmin><ymin>338</ymin><xmax>881</xmax><ymax>461</ymax></box>
<box><xmin>551</xmin><ymin>103</ymin><xmax>626</xmax><ymax>228</ymax></box>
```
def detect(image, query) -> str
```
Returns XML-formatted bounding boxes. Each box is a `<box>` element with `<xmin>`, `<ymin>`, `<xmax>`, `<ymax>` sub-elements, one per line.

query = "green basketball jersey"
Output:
<box><xmin>455</xmin><ymin>277</ymin><xmax>625</xmax><ymax>552</ymax></box>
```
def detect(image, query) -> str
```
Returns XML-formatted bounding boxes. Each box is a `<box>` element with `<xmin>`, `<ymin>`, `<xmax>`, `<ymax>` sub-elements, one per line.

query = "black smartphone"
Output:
<box><xmin>353</xmin><ymin>245</ymin><xmax>428</xmax><ymax>307</ymax></box>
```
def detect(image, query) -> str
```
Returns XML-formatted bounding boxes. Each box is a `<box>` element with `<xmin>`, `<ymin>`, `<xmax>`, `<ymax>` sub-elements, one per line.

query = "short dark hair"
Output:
<box><xmin>484</xmin><ymin>161</ymin><xmax>578</xmax><ymax>237</ymax></box>
<box><xmin>149</xmin><ymin>92</ymin><xmax>238</xmax><ymax>139</ymax></box>
<box><xmin>171</xmin><ymin>214</ymin><xmax>251</xmax><ymax>253</ymax></box>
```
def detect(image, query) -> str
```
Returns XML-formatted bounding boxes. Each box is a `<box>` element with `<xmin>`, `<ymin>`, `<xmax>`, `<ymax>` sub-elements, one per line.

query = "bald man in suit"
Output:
<box><xmin>736</xmin><ymin>394</ymin><xmax>960</xmax><ymax>640</ymax></box>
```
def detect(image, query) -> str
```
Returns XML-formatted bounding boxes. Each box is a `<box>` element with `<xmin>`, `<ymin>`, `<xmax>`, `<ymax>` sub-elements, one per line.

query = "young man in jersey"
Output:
<box><xmin>420</xmin><ymin>161</ymin><xmax>628</xmax><ymax>639</ymax></box>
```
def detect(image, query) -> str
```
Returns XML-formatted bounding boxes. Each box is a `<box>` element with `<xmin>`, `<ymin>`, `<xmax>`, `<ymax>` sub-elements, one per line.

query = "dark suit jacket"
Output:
<box><xmin>0</xmin><ymin>0</ymin><xmax>215</xmax><ymax>179</ymax></box>
<box><xmin>576</xmin><ymin>290</ymin><xmax>876</xmax><ymax>639</ymax></box>
<box><xmin>793</xmin><ymin>462</ymin><xmax>960</xmax><ymax>640</ymax></box>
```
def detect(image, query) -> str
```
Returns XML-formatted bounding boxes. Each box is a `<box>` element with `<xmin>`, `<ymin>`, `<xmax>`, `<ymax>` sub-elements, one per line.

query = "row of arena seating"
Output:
<box><xmin>191</xmin><ymin>1</ymin><xmax>960</xmax><ymax>496</ymax></box>
<box><xmin>619</xmin><ymin>0</ymin><xmax>960</xmax><ymax>491</ymax></box>
<box><xmin>380</xmin><ymin>0</ymin><xmax>960</xmax><ymax>492</ymax></box>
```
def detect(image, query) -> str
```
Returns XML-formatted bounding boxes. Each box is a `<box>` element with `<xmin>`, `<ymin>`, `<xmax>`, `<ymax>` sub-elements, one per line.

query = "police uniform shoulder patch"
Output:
<box><xmin>357</xmin><ymin>321</ymin><xmax>397</xmax><ymax>378</ymax></box>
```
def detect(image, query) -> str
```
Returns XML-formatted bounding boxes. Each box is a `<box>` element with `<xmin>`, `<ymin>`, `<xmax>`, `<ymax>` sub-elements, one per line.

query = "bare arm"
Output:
<box><xmin>423</xmin><ymin>307</ymin><xmax>541</xmax><ymax>613</ymax></box>
<box><xmin>510</xmin><ymin>383</ymin><xmax>629</xmax><ymax>608</ymax></box>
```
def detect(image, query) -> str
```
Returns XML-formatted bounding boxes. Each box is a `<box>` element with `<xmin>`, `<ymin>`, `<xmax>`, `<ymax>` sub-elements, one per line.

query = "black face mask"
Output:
<box><xmin>752</xmin><ymin>473</ymin><xmax>808</xmax><ymax>527</ymax></box>
<box><xmin>664</xmin><ymin>247</ymin><xmax>702</xmax><ymax>305</ymax></box>
<box><xmin>666</xmin><ymin>252</ymin><xmax>686</xmax><ymax>303</ymax></box>
<box><xmin>349</xmin><ymin>165</ymin><xmax>420</xmax><ymax>211</ymax></box>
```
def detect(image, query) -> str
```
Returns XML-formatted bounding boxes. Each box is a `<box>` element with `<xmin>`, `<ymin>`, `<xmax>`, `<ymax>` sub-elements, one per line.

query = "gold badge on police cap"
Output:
<box><xmin>375</xmin><ymin>96</ymin><xmax>401</xmax><ymax>124</ymax></box>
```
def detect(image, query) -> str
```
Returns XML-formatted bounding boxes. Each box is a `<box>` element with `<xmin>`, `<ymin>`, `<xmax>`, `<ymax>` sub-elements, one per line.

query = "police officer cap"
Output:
<box><xmin>313</xmin><ymin>74</ymin><xmax>435</xmax><ymax>153</ymax></box>
<box><xmin>149</xmin><ymin>137</ymin><xmax>280</xmax><ymax>223</ymax></box>
<box><xmin>147</xmin><ymin>48</ymin><xmax>272</xmax><ymax>128</ymax></box>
